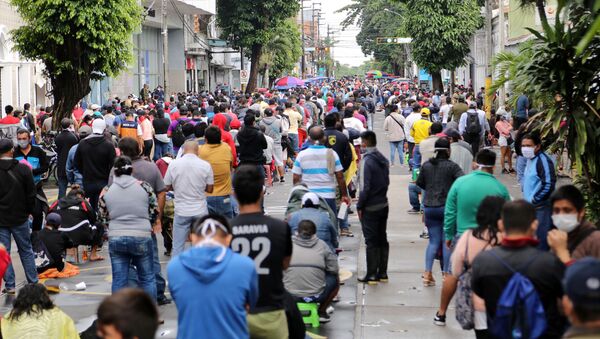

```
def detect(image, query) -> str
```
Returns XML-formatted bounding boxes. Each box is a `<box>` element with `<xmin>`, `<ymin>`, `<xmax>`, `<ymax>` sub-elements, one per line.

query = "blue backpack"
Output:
<box><xmin>489</xmin><ymin>250</ymin><xmax>547</xmax><ymax>339</ymax></box>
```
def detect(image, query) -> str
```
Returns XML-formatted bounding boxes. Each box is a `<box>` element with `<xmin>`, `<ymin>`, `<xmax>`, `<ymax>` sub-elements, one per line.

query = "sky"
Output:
<box><xmin>320</xmin><ymin>0</ymin><xmax>371</xmax><ymax>67</ymax></box>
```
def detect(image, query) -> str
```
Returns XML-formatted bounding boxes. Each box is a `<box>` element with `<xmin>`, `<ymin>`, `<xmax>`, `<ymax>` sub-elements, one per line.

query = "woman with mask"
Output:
<box><xmin>416</xmin><ymin>138</ymin><xmax>464</xmax><ymax>286</ymax></box>
<box><xmin>494</xmin><ymin>114</ymin><xmax>514</xmax><ymax>174</ymax></box>
<box><xmin>547</xmin><ymin>185</ymin><xmax>600</xmax><ymax>263</ymax></box>
<box><xmin>98</xmin><ymin>156</ymin><xmax>158</xmax><ymax>299</ymax></box>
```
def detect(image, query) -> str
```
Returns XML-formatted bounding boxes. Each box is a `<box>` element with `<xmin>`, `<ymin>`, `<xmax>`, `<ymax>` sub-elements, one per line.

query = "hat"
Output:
<box><xmin>301</xmin><ymin>192</ymin><xmax>320</xmax><ymax>208</ymax></box>
<box><xmin>443</xmin><ymin>128</ymin><xmax>461</xmax><ymax>139</ymax></box>
<box><xmin>92</xmin><ymin>119</ymin><xmax>107</xmax><ymax>134</ymax></box>
<box><xmin>78</xmin><ymin>126</ymin><xmax>92</xmax><ymax>137</ymax></box>
<box><xmin>0</xmin><ymin>139</ymin><xmax>14</xmax><ymax>154</ymax></box>
<box><xmin>564</xmin><ymin>257</ymin><xmax>600</xmax><ymax>307</ymax></box>
<box><xmin>46</xmin><ymin>212</ymin><xmax>62</xmax><ymax>226</ymax></box>
<box><xmin>469</xmin><ymin>101</ymin><xmax>477</xmax><ymax>109</ymax></box>
<box><xmin>90</xmin><ymin>104</ymin><xmax>100</xmax><ymax>110</ymax></box>
<box><xmin>421</xmin><ymin>107</ymin><xmax>431</xmax><ymax>116</ymax></box>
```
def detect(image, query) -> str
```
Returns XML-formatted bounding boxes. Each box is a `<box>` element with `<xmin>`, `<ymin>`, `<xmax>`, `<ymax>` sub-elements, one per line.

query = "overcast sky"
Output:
<box><xmin>320</xmin><ymin>0</ymin><xmax>371</xmax><ymax>67</ymax></box>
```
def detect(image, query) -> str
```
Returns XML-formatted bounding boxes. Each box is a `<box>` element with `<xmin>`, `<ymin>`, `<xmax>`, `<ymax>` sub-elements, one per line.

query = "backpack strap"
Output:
<box><xmin>488</xmin><ymin>248</ymin><xmax>541</xmax><ymax>274</ymax></box>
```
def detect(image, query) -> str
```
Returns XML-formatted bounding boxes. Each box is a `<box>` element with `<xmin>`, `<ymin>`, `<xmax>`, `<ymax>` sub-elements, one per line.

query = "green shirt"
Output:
<box><xmin>443</xmin><ymin>171</ymin><xmax>511</xmax><ymax>241</ymax></box>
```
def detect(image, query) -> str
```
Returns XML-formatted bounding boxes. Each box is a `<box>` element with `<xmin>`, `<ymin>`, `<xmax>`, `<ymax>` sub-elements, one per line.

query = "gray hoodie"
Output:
<box><xmin>100</xmin><ymin>175</ymin><xmax>156</xmax><ymax>238</ymax></box>
<box><xmin>283</xmin><ymin>235</ymin><xmax>338</xmax><ymax>297</ymax></box>
<box><xmin>259</xmin><ymin>116</ymin><xmax>282</xmax><ymax>144</ymax></box>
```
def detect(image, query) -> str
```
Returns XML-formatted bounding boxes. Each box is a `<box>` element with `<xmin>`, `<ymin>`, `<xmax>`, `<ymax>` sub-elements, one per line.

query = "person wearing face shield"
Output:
<box><xmin>521</xmin><ymin>133</ymin><xmax>556</xmax><ymax>250</ymax></box>
<box><xmin>547</xmin><ymin>185</ymin><xmax>600</xmax><ymax>264</ymax></box>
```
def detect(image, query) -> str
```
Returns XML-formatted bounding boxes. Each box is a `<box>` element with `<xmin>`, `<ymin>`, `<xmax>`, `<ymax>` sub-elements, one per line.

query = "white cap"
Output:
<box><xmin>91</xmin><ymin>104</ymin><xmax>100</xmax><ymax>110</ymax></box>
<box><xmin>92</xmin><ymin>119</ymin><xmax>107</xmax><ymax>134</ymax></box>
<box><xmin>301</xmin><ymin>192</ymin><xmax>320</xmax><ymax>207</ymax></box>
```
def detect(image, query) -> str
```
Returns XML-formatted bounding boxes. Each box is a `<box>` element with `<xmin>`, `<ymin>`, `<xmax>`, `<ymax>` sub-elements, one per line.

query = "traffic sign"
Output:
<box><xmin>240</xmin><ymin>70</ymin><xmax>249</xmax><ymax>85</ymax></box>
<box><xmin>376</xmin><ymin>37</ymin><xmax>412</xmax><ymax>44</ymax></box>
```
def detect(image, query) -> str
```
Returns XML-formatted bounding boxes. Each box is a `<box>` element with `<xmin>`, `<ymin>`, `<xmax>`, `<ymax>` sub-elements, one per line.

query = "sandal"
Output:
<box><xmin>422</xmin><ymin>272</ymin><xmax>436</xmax><ymax>287</ymax></box>
<box><xmin>340</xmin><ymin>229</ymin><xmax>354</xmax><ymax>237</ymax></box>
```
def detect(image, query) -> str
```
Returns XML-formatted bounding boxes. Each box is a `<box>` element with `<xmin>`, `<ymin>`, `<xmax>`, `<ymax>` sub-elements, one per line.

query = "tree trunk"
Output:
<box><xmin>246</xmin><ymin>44</ymin><xmax>262</xmax><ymax>94</ymax></box>
<box><xmin>263</xmin><ymin>66</ymin><xmax>270</xmax><ymax>88</ymax></box>
<box><xmin>51</xmin><ymin>71</ymin><xmax>92</xmax><ymax>130</ymax></box>
<box><xmin>431</xmin><ymin>71</ymin><xmax>443</xmax><ymax>92</ymax></box>
<box><xmin>450</xmin><ymin>70</ymin><xmax>456</xmax><ymax>94</ymax></box>
<box><xmin>536</xmin><ymin>0</ymin><xmax>549</xmax><ymax>28</ymax></box>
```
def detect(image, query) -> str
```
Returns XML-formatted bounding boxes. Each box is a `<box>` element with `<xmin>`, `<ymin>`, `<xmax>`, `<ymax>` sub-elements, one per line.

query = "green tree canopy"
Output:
<box><xmin>403</xmin><ymin>0</ymin><xmax>482</xmax><ymax>91</ymax></box>
<box><xmin>260</xmin><ymin>18</ymin><xmax>302</xmax><ymax>86</ymax></box>
<box><xmin>216</xmin><ymin>0</ymin><xmax>299</xmax><ymax>93</ymax></box>
<box><xmin>10</xmin><ymin>0</ymin><xmax>142</xmax><ymax>126</ymax></box>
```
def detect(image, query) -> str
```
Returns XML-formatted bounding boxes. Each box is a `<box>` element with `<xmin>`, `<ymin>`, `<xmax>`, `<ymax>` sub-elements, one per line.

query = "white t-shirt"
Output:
<box><xmin>164</xmin><ymin>153</ymin><xmax>214</xmax><ymax>217</ymax></box>
<box><xmin>343</xmin><ymin>117</ymin><xmax>365</xmax><ymax>145</ymax></box>
<box><xmin>440</xmin><ymin>104</ymin><xmax>452</xmax><ymax>124</ymax></box>
<box><xmin>404</xmin><ymin>113</ymin><xmax>422</xmax><ymax>143</ymax></box>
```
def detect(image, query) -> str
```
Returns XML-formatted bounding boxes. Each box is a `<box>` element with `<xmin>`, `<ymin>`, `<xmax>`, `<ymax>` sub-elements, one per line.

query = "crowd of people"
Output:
<box><xmin>0</xmin><ymin>76</ymin><xmax>598</xmax><ymax>339</ymax></box>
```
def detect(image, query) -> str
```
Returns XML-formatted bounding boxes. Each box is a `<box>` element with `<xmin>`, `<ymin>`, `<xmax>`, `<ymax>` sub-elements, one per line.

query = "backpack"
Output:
<box><xmin>455</xmin><ymin>235</ymin><xmax>475</xmax><ymax>330</ymax></box>
<box><xmin>489</xmin><ymin>250</ymin><xmax>546</xmax><ymax>339</ymax></box>
<box><xmin>466</xmin><ymin>111</ymin><xmax>482</xmax><ymax>135</ymax></box>
<box><xmin>172</xmin><ymin>119</ymin><xmax>187</xmax><ymax>148</ymax></box>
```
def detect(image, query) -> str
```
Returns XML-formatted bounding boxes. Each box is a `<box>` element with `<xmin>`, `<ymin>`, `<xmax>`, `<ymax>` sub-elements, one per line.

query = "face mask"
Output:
<box><xmin>17</xmin><ymin>140</ymin><xmax>29</xmax><ymax>149</ymax></box>
<box><xmin>522</xmin><ymin>146</ymin><xmax>536</xmax><ymax>159</ymax></box>
<box><xmin>552</xmin><ymin>214</ymin><xmax>579</xmax><ymax>233</ymax></box>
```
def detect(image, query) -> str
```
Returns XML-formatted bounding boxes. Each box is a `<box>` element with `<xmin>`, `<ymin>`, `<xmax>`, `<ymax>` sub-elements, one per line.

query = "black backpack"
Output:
<box><xmin>466</xmin><ymin>112</ymin><xmax>482</xmax><ymax>135</ymax></box>
<box><xmin>172</xmin><ymin>119</ymin><xmax>187</xmax><ymax>148</ymax></box>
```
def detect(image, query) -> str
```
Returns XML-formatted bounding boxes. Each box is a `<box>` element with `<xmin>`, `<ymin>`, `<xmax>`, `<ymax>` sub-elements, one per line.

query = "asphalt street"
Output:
<box><xmin>1</xmin><ymin>112</ymin><xmax>569</xmax><ymax>338</ymax></box>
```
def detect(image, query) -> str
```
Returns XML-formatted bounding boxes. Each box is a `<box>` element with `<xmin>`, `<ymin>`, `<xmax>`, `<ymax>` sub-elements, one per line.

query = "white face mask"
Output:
<box><xmin>552</xmin><ymin>214</ymin><xmax>579</xmax><ymax>233</ymax></box>
<box><xmin>522</xmin><ymin>146</ymin><xmax>536</xmax><ymax>159</ymax></box>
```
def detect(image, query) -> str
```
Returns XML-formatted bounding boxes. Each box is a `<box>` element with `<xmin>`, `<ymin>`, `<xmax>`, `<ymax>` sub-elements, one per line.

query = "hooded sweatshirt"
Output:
<box><xmin>357</xmin><ymin>149</ymin><xmax>389</xmax><ymax>211</ymax></box>
<box><xmin>99</xmin><ymin>175</ymin><xmax>156</xmax><ymax>238</ymax></box>
<box><xmin>167</xmin><ymin>245</ymin><xmax>258</xmax><ymax>339</ymax></box>
<box><xmin>0</xmin><ymin>158</ymin><xmax>36</xmax><ymax>227</ymax></box>
<box><xmin>212</xmin><ymin>114</ymin><xmax>238</xmax><ymax>167</ymax></box>
<box><xmin>260</xmin><ymin>116</ymin><xmax>282</xmax><ymax>144</ymax></box>
<box><xmin>237</xmin><ymin>125</ymin><xmax>267</xmax><ymax>165</ymax></box>
<box><xmin>74</xmin><ymin>134</ymin><xmax>116</xmax><ymax>184</ymax></box>
<box><xmin>283</xmin><ymin>235</ymin><xmax>338</xmax><ymax>297</ymax></box>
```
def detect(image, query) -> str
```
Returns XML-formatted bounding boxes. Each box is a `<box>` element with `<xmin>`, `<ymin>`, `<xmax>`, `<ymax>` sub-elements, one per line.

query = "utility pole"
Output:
<box><xmin>326</xmin><ymin>24</ymin><xmax>330</xmax><ymax>77</ymax></box>
<box><xmin>240</xmin><ymin>46</ymin><xmax>245</xmax><ymax>93</ymax></box>
<box><xmin>498</xmin><ymin>0</ymin><xmax>506</xmax><ymax>107</ymax></box>
<box><xmin>162</xmin><ymin>0</ymin><xmax>169</xmax><ymax>94</ymax></box>
<box><xmin>484</xmin><ymin>0</ymin><xmax>493</xmax><ymax>118</ymax></box>
<box><xmin>300</xmin><ymin>0</ymin><xmax>306</xmax><ymax>78</ymax></box>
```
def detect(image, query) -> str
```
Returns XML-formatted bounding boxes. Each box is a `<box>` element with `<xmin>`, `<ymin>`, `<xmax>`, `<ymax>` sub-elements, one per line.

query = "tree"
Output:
<box><xmin>493</xmin><ymin>0</ymin><xmax>600</xmax><ymax>220</ymax></box>
<box><xmin>338</xmin><ymin>0</ymin><xmax>409</xmax><ymax>75</ymax></box>
<box><xmin>403</xmin><ymin>0</ymin><xmax>481</xmax><ymax>91</ymax></box>
<box><xmin>10</xmin><ymin>0</ymin><xmax>142</xmax><ymax>128</ymax></box>
<box><xmin>259</xmin><ymin>18</ymin><xmax>302</xmax><ymax>87</ymax></box>
<box><xmin>217</xmin><ymin>0</ymin><xmax>299</xmax><ymax>93</ymax></box>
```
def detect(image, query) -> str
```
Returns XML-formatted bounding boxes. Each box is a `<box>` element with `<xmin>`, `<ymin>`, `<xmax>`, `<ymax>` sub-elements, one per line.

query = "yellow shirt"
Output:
<box><xmin>1</xmin><ymin>307</ymin><xmax>79</xmax><ymax>339</ymax></box>
<box><xmin>284</xmin><ymin>109</ymin><xmax>303</xmax><ymax>134</ymax></box>
<box><xmin>199</xmin><ymin>142</ymin><xmax>233</xmax><ymax>196</ymax></box>
<box><xmin>411</xmin><ymin>119</ymin><xmax>433</xmax><ymax>144</ymax></box>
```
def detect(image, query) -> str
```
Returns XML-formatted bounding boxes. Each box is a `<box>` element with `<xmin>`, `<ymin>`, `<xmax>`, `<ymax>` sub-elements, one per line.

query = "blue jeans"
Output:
<box><xmin>408</xmin><ymin>184</ymin><xmax>423</xmax><ymax>211</ymax></box>
<box><xmin>288</xmin><ymin>133</ymin><xmax>299</xmax><ymax>154</ymax></box>
<box><xmin>411</xmin><ymin>144</ymin><xmax>422</xmax><ymax>169</ymax></box>
<box><xmin>516</xmin><ymin>155</ymin><xmax>527</xmax><ymax>188</ymax></box>
<box><xmin>57</xmin><ymin>176</ymin><xmax>69</xmax><ymax>199</ymax></box>
<box><xmin>389</xmin><ymin>141</ymin><xmax>404</xmax><ymax>165</ymax></box>
<box><xmin>153</xmin><ymin>139</ymin><xmax>171</xmax><ymax>161</ymax></box>
<box><xmin>316</xmin><ymin>273</ymin><xmax>339</xmax><ymax>303</ymax></box>
<box><xmin>207</xmin><ymin>195</ymin><xmax>234</xmax><ymax>219</ymax></box>
<box><xmin>424</xmin><ymin>206</ymin><xmax>450</xmax><ymax>273</ymax></box>
<box><xmin>109</xmin><ymin>236</ymin><xmax>156</xmax><ymax>299</ymax></box>
<box><xmin>173</xmin><ymin>214</ymin><xmax>204</xmax><ymax>257</ymax></box>
<box><xmin>0</xmin><ymin>221</ymin><xmax>38</xmax><ymax>289</ymax></box>
<box><xmin>535</xmin><ymin>203</ymin><xmax>552</xmax><ymax>251</ymax></box>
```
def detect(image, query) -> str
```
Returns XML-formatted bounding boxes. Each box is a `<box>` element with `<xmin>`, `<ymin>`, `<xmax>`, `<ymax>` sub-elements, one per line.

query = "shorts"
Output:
<box><xmin>273</xmin><ymin>144</ymin><xmax>284</xmax><ymax>167</ymax></box>
<box><xmin>498</xmin><ymin>135</ymin><xmax>508</xmax><ymax>147</ymax></box>
<box><xmin>247</xmin><ymin>309</ymin><xmax>288</xmax><ymax>339</ymax></box>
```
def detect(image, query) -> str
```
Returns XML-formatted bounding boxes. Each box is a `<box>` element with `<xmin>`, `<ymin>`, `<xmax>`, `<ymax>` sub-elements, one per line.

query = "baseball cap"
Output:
<box><xmin>564</xmin><ymin>257</ymin><xmax>600</xmax><ymax>307</ymax></box>
<box><xmin>443</xmin><ymin>128</ymin><xmax>461</xmax><ymax>140</ymax></box>
<box><xmin>92</xmin><ymin>119</ymin><xmax>107</xmax><ymax>134</ymax></box>
<box><xmin>91</xmin><ymin>104</ymin><xmax>100</xmax><ymax>110</ymax></box>
<box><xmin>469</xmin><ymin>101</ymin><xmax>477</xmax><ymax>109</ymax></box>
<box><xmin>46</xmin><ymin>212</ymin><xmax>62</xmax><ymax>226</ymax></box>
<box><xmin>421</xmin><ymin>107</ymin><xmax>431</xmax><ymax>116</ymax></box>
<box><xmin>301</xmin><ymin>192</ymin><xmax>320</xmax><ymax>207</ymax></box>
<box><xmin>78</xmin><ymin>126</ymin><xmax>92</xmax><ymax>137</ymax></box>
<box><xmin>0</xmin><ymin>139</ymin><xmax>14</xmax><ymax>154</ymax></box>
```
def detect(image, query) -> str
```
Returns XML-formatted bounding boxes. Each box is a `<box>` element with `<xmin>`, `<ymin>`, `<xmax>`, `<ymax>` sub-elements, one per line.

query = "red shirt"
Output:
<box><xmin>0</xmin><ymin>116</ymin><xmax>20</xmax><ymax>124</ymax></box>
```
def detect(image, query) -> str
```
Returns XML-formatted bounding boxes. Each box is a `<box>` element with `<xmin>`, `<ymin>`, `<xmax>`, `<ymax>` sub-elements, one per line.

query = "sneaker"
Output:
<box><xmin>419</xmin><ymin>231</ymin><xmax>429</xmax><ymax>239</ymax></box>
<box><xmin>407</xmin><ymin>208</ymin><xmax>421</xmax><ymax>214</ymax></box>
<box><xmin>340</xmin><ymin>229</ymin><xmax>354</xmax><ymax>237</ymax></box>
<box><xmin>509</xmin><ymin>168</ymin><xmax>516</xmax><ymax>174</ymax></box>
<box><xmin>2</xmin><ymin>288</ymin><xmax>15</xmax><ymax>295</ymax></box>
<box><xmin>326</xmin><ymin>305</ymin><xmax>335</xmax><ymax>315</ymax></box>
<box><xmin>501</xmin><ymin>168</ymin><xmax>509</xmax><ymax>174</ymax></box>
<box><xmin>279</xmin><ymin>176</ymin><xmax>285</xmax><ymax>183</ymax></box>
<box><xmin>318</xmin><ymin>312</ymin><xmax>331</xmax><ymax>323</ymax></box>
<box><xmin>433</xmin><ymin>312</ymin><xmax>446</xmax><ymax>326</ymax></box>
<box><xmin>164</xmin><ymin>251</ymin><xmax>171</xmax><ymax>256</ymax></box>
<box><xmin>157</xmin><ymin>297</ymin><xmax>172</xmax><ymax>306</ymax></box>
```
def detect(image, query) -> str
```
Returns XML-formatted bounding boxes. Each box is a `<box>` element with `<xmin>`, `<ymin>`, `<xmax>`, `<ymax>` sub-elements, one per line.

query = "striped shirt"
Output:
<box><xmin>292</xmin><ymin>145</ymin><xmax>342</xmax><ymax>199</ymax></box>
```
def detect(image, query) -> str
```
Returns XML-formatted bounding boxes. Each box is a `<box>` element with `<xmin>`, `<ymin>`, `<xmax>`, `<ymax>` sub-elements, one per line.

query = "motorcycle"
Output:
<box><xmin>40</xmin><ymin>132</ymin><xmax>57</xmax><ymax>183</ymax></box>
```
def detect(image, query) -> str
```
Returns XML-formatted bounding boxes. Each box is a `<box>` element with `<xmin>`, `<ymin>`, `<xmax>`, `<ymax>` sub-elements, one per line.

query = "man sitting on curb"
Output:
<box><xmin>283</xmin><ymin>220</ymin><xmax>339</xmax><ymax>323</ymax></box>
